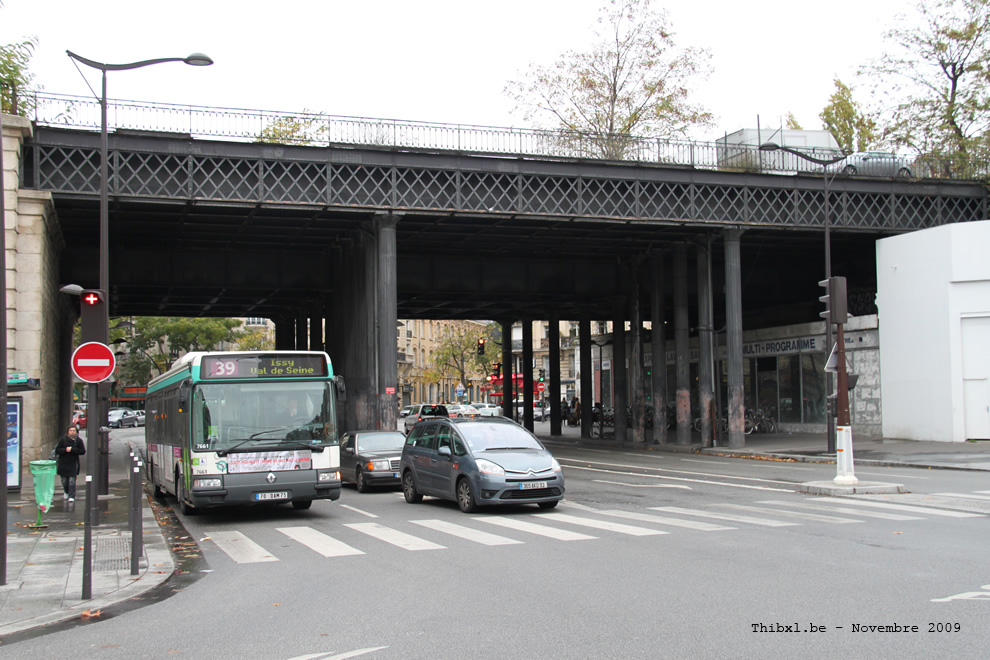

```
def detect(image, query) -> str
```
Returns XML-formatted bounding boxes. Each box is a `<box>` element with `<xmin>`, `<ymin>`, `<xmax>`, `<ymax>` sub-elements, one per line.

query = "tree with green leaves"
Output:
<box><xmin>421</xmin><ymin>323</ymin><xmax>496</xmax><ymax>401</ymax></box>
<box><xmin>258</xmin><ymin>111</ymin><xmax>328</xmax><ymax>145</ymax></box>
<box><xmin>119</xmin><ymin>317</ymin><xmax>245</xmax><ymax>384</ymax></box>
<box><xmin>504</xmin><ymin>0</ymin><xmax>713</xmax><ymax>159</ymax></box>
<box><xmin>861</xmin><ymin>0</ymin><xmax>990</xmax><ymax>170</ymax></box>
<box><xmin>0</xmin><ymin>36</ymin><xmax>36</xmax><ymax>115</ymax></box>
<box><xmin>819</xmin><ymin>78</ymin><xmax>877</xmax><ymax>152</ymax></box>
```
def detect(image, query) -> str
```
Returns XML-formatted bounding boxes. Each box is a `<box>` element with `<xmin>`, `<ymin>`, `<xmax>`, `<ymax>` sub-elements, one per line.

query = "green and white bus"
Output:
<box><xmin>146</xmin><ymin>351</ymin><xmax>344</xmax><ymax>513</ymax></box>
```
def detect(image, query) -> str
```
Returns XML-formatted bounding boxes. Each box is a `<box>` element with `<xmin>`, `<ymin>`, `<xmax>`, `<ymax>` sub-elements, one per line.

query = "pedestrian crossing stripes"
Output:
<box><xmin>203</xmin><ymin>493</ymin><xmax>986</xmax><ymax>565</ymax></box>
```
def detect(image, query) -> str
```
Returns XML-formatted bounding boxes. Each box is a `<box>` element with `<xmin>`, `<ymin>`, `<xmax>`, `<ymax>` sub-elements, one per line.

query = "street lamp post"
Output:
<box><xmin>65</xmin><ymin>50</ymin><xmax>212</xmax><ymax>495</ymax></box>
<box><xmin>759</xmin><ymin>142</ymin><xmax>847</xmax><ymax>453</ymax></box>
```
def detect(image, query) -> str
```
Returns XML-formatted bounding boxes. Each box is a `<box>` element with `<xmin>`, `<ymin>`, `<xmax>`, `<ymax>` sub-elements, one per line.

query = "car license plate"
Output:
<box><xmin>520</xmin><ymin>481</ymin><xmax>548</xmax><ymax>490</ymax></box>
<box><xmin>255</xmin><ymin>491</ymin><xmax>289</xmax><ymax>501</ymax></box>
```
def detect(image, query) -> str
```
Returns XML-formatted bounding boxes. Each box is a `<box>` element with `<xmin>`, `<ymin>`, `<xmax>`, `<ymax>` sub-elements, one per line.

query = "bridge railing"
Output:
<box><xmin>24</xmin><ymin>91</ymin><xmax>987</xmax><ymax>181</ymax></box>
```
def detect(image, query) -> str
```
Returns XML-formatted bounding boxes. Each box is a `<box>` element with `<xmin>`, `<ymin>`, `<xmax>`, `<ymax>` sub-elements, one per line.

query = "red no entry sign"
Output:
<box><xmin>71</xmin><ymin>342</ymin><xmax>116</xmax><ymax>383</ymax></box>
<box><xmin>537</xmin><ymin>381</ymin><xmax>546</xmax><ymax>393</ymax></box>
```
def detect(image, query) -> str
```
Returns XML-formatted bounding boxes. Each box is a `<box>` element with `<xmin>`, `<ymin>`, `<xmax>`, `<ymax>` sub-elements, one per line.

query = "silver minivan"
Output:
<box><xmin>400</xmin><ymin>417</ymin><xmax>564</xmax><ymax>512</ymax></box>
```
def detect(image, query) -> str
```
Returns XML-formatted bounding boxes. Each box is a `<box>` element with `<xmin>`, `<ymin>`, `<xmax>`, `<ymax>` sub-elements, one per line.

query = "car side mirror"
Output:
<box><xmin>437</xmin><ymin>446</ymin><xmax>452</xmax><ymax>458</ymax></box>
<box><xmin>344</xmin><ymin>447</ymin><xmax>354</xmax><ymax>454</ymax></box>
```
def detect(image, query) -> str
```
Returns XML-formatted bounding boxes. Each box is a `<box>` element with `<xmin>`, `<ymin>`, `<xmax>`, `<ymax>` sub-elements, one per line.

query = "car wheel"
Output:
<box><xmin>538</xmin><ymin>500</ymin><xmax>558</xmax><ymax>510</ymax></box>
<box><xmin>456</xmin><ymin>478</ymin><xmax>478</xmax><ymax>513</ymax></box>
<box><xmin>402</xmin><ymin>471</ymin><xmax>423</xmax><ymax>503</ymax></box>
<box><xmin>150</xmin><ymin>461</ymin><xmax>167</xmax><ymax>499</ymax></box>
<box><xmin>842</xmin><ymin>164</ymin><xmax>857</xmax><ymax>175</ymax></box>
<box><xmin>292</xmin><ymin>500</ymin><xmax>313</xmax><ymax>510</ymax></box>
<box><xmin>355</xmin><ymin>468</ymin><xmax>370</xmax><ymax>493</ymax></box>
<box><xmin>896</xmin><ymin>167</ymin><xmax>911</xmax><ymax>178</ymax></box>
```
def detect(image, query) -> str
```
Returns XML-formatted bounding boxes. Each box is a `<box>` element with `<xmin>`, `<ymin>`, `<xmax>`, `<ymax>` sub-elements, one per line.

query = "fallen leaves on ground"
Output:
<box><xmin>80</xmin><ymin>608</ymin><xmax>103</xmax><ymax>618</ymax></box>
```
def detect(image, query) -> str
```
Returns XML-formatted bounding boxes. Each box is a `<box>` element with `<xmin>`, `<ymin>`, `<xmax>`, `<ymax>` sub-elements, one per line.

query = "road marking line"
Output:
<box><xmin>535</xmin><ymin>512</ymin><xmax>668</xmax><ymax>536</ymax></box>
<box><xmin>975</xmin><ymin>490</ymin><xmax>990</xmax><ymax>494</ymax></box>
<box><xmin>932</xmin><ymin>492</ymin><xmax>990</xmax><ymax>501</ymax></box>
<box><xmin>476</xmin><ymin>516</ymin><xmax>597</xmax><ymax>540</ymax></box>
<box><xmin>757</xmin><ymin>500</ymin><xmax>922</xmax><ymax>521</ymax></box>
<box><xmin>599</xmin><ymin>509</ymin><xmax>735</xmax><ymax>531</ymax></box>
<box><xmin>561</xmin><ymin>464</ymin><xmax>792</xmax><ymax>492</ymax></box>
<box><xmin>677</xmin><ymin>457</ymin><xmax>814</xmax><ymax>471</ymax></box>
<box><xmin>338</xmin><ymin>504</ymin><xmax>378</xmax><ymax>518</ymax></box>
<box><xmin>208</xmin><ymin>530</ymin><xmax>279</xmax><ymax>563</ymax></box>
<box><xmin>277</xmin><ymin>526</ymin><xmax>365</xmax><ymax>557</ymax></box>
<box><xmin>714</xmin><ymin>503</ymin><xmax>863</xmax><ymax>524</ymax></box>
<box><xmin>650</xmin><ymin>506</ymin><xmax>798</xmax><ymax>527</ymax></box>
<box><xmin>593</xmin><ymin>479</ymin><xmax>691</xmax><ymax>489</ymax></box>
<box><xmin>809</xmin><ymin>498</ymin><xmax>984</xmax><ymax>517</ymax></box>
<box><xmin>856</xmin><ymin>471</ymin><xmax>929</xmax><ymax>480</ymax></box>
<box><xmin>557</xmin><ymin>457</ymin><xmax>792</xmax><ymax>485</ymax></box>
<box><xmin>410</xmin><ymin>519</ymin><xmax>523</xmax><ymax>546</ymax></box>
<box><xmin>344</xmin><ymin>522</ymin><xmax>446</xmax><ymax>551</ymax></box>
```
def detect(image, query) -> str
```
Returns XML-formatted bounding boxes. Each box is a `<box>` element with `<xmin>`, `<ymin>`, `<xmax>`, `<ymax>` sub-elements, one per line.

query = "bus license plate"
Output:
<box><xmin>255</xmin><ymin>491</ymin><xmax>289</xmax><ymax>501</ymax></box>
<box><xmin>520</xmin><ymin>481</ymin><xmax>547</xmax><ymax>490</ymax></box>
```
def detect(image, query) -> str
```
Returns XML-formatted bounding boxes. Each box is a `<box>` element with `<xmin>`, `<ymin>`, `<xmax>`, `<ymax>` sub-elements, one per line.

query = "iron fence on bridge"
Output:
<box><xmin>21</xmin><ymin>91</ymin><xmax>990</xmax><ymax>182</ymax></box>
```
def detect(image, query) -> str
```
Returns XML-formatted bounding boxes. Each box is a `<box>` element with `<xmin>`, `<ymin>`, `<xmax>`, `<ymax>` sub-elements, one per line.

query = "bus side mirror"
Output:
<box><xmin>335</xmin><ymin>375</ymin><xmax>347</xmax><ymax>402</ymax></box>
<box><xmin>178</xmin><ymin>380</ymin><xmax>190</xmax><ymax>410</ymax></box>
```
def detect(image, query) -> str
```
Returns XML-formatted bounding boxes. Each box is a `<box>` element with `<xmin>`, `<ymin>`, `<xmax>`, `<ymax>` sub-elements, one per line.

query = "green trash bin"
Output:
<box><xmin>29</xmin><ymin>459</ymin><xmax>57</xmax><ymax>527</ymax></box>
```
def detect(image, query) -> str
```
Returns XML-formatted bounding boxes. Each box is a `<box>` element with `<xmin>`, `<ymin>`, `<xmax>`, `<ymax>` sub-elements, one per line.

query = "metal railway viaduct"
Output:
<box><xmin>4</xmin><ymin>111</ymin><xmax>988</xmax><ymax>459</ymax></box>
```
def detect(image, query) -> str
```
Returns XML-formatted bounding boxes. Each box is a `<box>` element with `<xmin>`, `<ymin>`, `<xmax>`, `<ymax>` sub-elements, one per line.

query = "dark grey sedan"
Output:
<box><xmin>400</xmin><ymin>417</ymin><xmax>564</xmax><ymax>512</ymax></box>
<box><xmin>339</xmin><ymin>431</ymin><xmax>406</xmax><ymax>492</ymax></box>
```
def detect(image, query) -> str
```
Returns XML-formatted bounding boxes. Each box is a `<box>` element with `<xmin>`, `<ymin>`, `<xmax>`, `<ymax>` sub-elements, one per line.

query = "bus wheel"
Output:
<box><xmin>176</xmin><ymin>471</ymin><xmax>196</xmax><ymax>516</ymax></box>
<box><xmin>292</xmin><ymin>500</ymin><xmax>312</xmax><ymax>510</ymax></box>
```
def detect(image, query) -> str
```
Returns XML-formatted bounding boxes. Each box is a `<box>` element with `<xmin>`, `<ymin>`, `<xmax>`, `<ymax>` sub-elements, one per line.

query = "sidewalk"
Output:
<box><xmin>0</xmin><ymin>436</ymin><xmax>173</xmax><ymax>638</ymax></box>
<box><xmin>533</xmin><ymin>420</ymin><xmax>990</xmax><ymax>471</ymax></box>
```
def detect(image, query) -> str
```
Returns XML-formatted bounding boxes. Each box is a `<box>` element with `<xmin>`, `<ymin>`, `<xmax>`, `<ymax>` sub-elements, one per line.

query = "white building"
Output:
<box><xmin>877</xmin><ymin>220</ymin><xmax>990</xmax><ymax>442</ymax></box>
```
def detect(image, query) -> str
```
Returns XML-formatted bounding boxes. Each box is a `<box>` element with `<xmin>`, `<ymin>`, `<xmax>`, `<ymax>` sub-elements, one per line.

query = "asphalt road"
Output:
<box><xmin>4</xmin><ymin>429</ymin><xmax>988</xmax><ymax>658</ymax></box>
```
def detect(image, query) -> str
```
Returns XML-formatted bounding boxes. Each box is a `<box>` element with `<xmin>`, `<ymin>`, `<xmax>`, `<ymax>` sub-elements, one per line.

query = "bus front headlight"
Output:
<box><xmin>194</xmin><ymin>478</ymin><xmax>222</xmax><ymax>488</ymax></box>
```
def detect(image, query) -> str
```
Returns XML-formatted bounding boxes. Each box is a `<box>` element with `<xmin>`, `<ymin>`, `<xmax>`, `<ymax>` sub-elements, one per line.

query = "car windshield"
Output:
<box><xmin>191</xmin><ymin>381</ymin><xmax>339</xmax><ymax>452</ymax></box>
<box><xmin>357</xmin><ymin>432</ymin><xmax>406</xmax><ymax>451</ymax></box>
<box><xmin>459</xmin><ymin>422</ymin><xmax>544</xmax><ymax>452</ymax></box>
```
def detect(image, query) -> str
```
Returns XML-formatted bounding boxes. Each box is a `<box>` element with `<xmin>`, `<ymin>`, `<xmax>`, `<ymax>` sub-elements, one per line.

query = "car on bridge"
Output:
<box><xmin>830</xmin><ymin>151</ymin><xmax>913</xmax><ymax>178</ymax></box>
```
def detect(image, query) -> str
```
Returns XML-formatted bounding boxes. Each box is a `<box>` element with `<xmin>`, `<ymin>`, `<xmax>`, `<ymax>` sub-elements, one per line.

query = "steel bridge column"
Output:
<box><xmin>296</xmin><ymin>313</ymin><xmax>307</xmax><ymax>350</ymax></box>
<box><xmin>310</xmin><ymin>316</ymin><xmax>323</xmax><ymax>353</ymax></box>
<box><xmin>501</xmin><ymin>320</ymin><xmax>514</xmax><ymax>418</ymax></box>
<box><xmin>697</xmin><ymin>240</ymin><xmax>715</xmax><ymax>448</ymax></box>
<box><xmin>674</xmin><ymin>244</ymin><xmax>691</xmax><ymax>446</ymax></box>
<box><xmin>579</xmin><ymin>314</ymin><xmax>593</xmax><ymax>438</ymax></box>
<box><xmin>522</xmin><ymin>320</ymin><xmax>533</xmax><ymax>430</ymax></box>
<box><xmin>724</xmin><ymin>228</ymin><xmax>746</xmax><ymax>449</ymax></box>
<box><xmin>375</xmin><ymin>213</ymin><xmax>399</xmax><ymax>432</ymax></box>
<box><xmin>629</xmin><ymin>262</ymin><xmax>645</xmax><ymax>444</ymax></box>
<box><xmin>651</xmin><ymin>254</ymin><xmax>668</xmax><ymax>445</ymax></box>
<box><xmin>549</xmin><ymin>314</ymin><xmax>562</xmax><ymax>436</ymax></box>
<box><xmin>612</xmin><ymin>297</ymin><xmax>627</xmax><ymax>443</ymax></box>
<box><xmin>275</xmin><ymin>318</ymin><xmax>293</xmax><ymax>350</ymax></box>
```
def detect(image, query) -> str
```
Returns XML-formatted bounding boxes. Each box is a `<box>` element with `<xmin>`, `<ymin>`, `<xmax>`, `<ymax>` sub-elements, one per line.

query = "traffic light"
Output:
<box><xmin>538</xmin><ymin>369</ymin><xmax>545</xmax><ymax>382</ymax></box>
<box><xmin>818</xmin><ymin>276</ymin><xmax>848</xmax><ymax>325</ymax></box>
<box><xmin>80</xmin><ymin>288</ymin><xmax>106</xmax><ymax>343</ymax></box>
<box><xmin>493</xmin><ymin>362</ymin><xmax>501</xmax><ymax>378</ymax></box>
<box><xmin>477</xmin><ymin>338</ymin><xmax>486</xmax><ymax>355</ymax></box>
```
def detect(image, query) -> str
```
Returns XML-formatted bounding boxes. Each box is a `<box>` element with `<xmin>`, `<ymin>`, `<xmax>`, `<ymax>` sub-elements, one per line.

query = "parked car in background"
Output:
<box><xmin>400</xmin><ymin>417</ymin><xmax>564</xmax><ymax>512</ymax></box>
<box><xmin>446</xmin><ymin>404</ymin><xmax>480</xmax><ymax>419</ymax></box>
<box><xmin>339</xmin><ymin>430</ymin><xmax>406</xmax><ymax>492</ymax></box>
<box><xmin>72</xmin><ymin>410</ymin><xmax>86</xmax><ymax>429</ymax></box>
<box><xmin>472</xmin><ymin>403</ymin><xmax>502</xmax><ymax>417</ymax></box>
<box><xmin>400</xmin><ymin>403</ymin><xmax>450</xmax><ymax>434</ymax></box>
<box><xmin>829</xmin><ymin>152</ymin><xmax>913</xmax><ymax>178</ymax></box>
<box><xmin>108</xmin><ymin>408</ymin><xmax>139</xmax><ymax>428</ymax></box>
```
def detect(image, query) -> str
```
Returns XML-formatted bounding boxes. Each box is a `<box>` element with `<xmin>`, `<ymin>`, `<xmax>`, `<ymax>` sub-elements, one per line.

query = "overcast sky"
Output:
<box><xmin>2</xmin><ymin>0</ymin><xmax>912</xmax><ymax>141</ymax></box>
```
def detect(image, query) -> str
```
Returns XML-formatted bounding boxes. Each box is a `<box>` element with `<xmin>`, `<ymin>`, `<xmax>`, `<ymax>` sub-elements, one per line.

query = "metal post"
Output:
<box><xmin>0</xmin><ymin>108</ymin><xmax>8</xmax><ymax>585</ymax></box>
<box><xmin>130</xmin><ymin>457</ymin><xmax>142</xmax><ymax>575</ymax></box>
<box><xmin>673</xmin><ymin>245</ymin><xmax>691</xmax><ymax>445</ymax></box>
<box><xmin>724</xmin><ymin>229</ymin><xmax>746</xmax><ymax>449</ymax></box>
<box><xmin>82</xmin><ymin>475</ymin><xmax>93</xmax><ymax>599</ymax></box>
<box><xmin>650</xmin><ymin>254</ymin><xmax>667</xmax><ymax>445</ymax></box>
<box><xmin>823</xmin><ymin>165</ymin><xmax>836</xmax><ymax>454</ymax></box>
<box><xmin>833</xmin><ymin>324</ymin><xmax>857</xmax><ymax>485</ymax></box>
<box><xmin>697</xmin><ymin>242</ymin><xmax>714</xmax><ymax>448</ymax></box>
<box><xmin>87</xmin><ymin>384</ymin><xmax>100</xmax><ymax>526</ymax></box>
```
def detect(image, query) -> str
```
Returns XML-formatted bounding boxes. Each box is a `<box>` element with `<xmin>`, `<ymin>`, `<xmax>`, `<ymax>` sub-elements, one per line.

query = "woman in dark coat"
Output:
<box><xmin>54</xmin><ymin>426</ymin><xmax>86</xmax><ymax>502</ymax></box>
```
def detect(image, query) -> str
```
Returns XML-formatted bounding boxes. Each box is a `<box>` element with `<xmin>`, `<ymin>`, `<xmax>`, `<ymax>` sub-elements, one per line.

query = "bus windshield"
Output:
<box><xmin>192</xmin><ymin>381</ymin><xmax>339</xmax><ymax>452</ymax></box>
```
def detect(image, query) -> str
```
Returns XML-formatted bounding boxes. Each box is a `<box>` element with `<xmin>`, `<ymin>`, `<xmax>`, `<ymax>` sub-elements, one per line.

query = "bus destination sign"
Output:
<box><xmin>201</xmin><ymin>354</ymin><xmax>328</xmax><ymax>380</ymax></box>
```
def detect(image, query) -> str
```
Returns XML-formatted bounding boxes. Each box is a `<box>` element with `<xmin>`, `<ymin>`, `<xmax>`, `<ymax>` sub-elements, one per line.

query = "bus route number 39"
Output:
<box><xmin>211</xmin><ymin>360</ymin><xmax>238</xmax><ymax>377</ymax></box>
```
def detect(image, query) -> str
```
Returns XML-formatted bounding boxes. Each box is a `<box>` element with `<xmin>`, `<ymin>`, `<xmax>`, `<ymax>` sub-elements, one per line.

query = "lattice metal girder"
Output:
<box><xmin>28</xmin><ymin>127</ymin><xmax>987</xmax><ymax>232</ymax></box>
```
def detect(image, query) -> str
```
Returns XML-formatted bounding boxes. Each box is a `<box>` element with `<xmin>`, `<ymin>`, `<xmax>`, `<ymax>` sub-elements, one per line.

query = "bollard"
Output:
<box><xmin>130</xmin><ymin>460</ymin><xmax>141</xmax><ymax>575</ymax></box>
<box><xmin>833</xmin><ymin>425</ymin><xmax>858</xmax><ymax>485</ymax></box>
<box><xmin>82</xmin><ymin>474</ymin><xmax>93</xmax><ymax>600</ymax></box>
